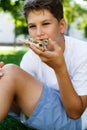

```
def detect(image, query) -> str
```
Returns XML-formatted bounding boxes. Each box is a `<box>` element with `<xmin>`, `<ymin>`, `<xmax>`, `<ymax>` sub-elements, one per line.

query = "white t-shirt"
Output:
<box><xmin>20</xmin><ymin>36</ymin><xmax>87</xmax><ymax>95</ymax></box>
<box><xmin>20</xmin><ymin>36</ymin><xmax>87</xmax><ymax>129</ymax></box>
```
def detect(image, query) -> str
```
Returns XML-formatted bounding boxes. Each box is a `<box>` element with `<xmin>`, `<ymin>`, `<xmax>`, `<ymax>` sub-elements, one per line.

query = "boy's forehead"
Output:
<box><xmin>27</xmin><ymin>9</ymin><xmax>54</xmax><ymax>22</ymax></box>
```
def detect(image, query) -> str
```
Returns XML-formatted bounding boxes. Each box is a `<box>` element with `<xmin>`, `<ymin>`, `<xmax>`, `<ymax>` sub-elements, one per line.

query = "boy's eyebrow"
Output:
<box><xmin>42</xmin><ymin>19</ymin><xmax>52</xmax><ymax>22</ymax></box>
<box><xmin>28</xmin><ymin>23</ymin><xmax>33</xmax><ymax>26</ymax></box>
<box><xmin>28</xmin><ymin>23</ymin><xmax>36</xmax><ymax>27</ymax></box>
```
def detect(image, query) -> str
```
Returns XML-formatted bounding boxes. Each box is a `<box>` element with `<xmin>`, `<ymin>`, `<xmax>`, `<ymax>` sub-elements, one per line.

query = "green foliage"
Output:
<box><xmin>0</xmin><ymin>0</ymin><xmax>11</xmax><ymax>11</ymax></box>
<box><xmin>15</xmin><ymin>26</ymin><xmax>28</xmax><ymax>36</ymax></box>
<box><xmin>84</xmin><ymin>26</ymin><xmax>87</xmax><ymax>37</ymax></box>
<box><xmin>62</xmin><ymin>0</ymin><xmax>87</xmax><ymax>37</ymax></box>
<box><xmin>63</xmin><ymin>0</ymin><xmax>86</xmax><ymax>23</ymax></box>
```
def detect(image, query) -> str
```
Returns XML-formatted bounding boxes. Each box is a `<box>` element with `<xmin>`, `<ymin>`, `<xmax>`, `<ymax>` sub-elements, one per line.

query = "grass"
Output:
<box><xmin>0</xmin><ymin>116</ymin><xmax>33</xmax><ymax>130</ymax></box>
<box><xmin>0</xmin><ymin>46</ymin><xmax>28</xmax><ymax>65</ymax></box>
<box><xmin>0</xmin><ymin>46</ymin><xmax>35</xmax><ymax>130</ymax></box>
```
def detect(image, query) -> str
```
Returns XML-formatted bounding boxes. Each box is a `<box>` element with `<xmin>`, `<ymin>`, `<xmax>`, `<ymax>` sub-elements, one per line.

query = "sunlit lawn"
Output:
<box><xmin>0</xmin><ymin>46</ymin><xmax>35</xmax><ymax>130</ymax></box>
<box><xmin>0</xmin><ymin>46</ymin><xmax>28</xmax><ymax>65</ymax></box>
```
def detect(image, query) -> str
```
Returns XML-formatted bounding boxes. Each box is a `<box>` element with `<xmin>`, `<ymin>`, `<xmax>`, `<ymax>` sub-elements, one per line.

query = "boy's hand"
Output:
<box><xmin>30</xmin><ymin>39</ymin><xmax>65</xmax><ymax>72</ymax></box>
<box><xmin>0</xmin><ymin>62</ymin><xmax>4</xmax><ymax>76</ymax></box>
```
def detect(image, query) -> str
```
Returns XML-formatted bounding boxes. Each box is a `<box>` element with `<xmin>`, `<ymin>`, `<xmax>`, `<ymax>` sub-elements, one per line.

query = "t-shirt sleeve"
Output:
<box><xmin>20</xmin><ymin>49</ymin><xmax>40</xmax><ymax>77</ymax></box>
<box><xmin>71</xmin><ymin>59</ymin><xmax>87</xmax><ymax>96</ymax></box>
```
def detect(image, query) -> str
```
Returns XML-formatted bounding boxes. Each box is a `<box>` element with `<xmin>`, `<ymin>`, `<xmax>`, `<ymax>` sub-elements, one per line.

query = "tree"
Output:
<box><xmin>0</xmin><ymin>0</ymin><xmax>87</xmax><ymax>38</ymax></box>
<box><xmin>0</xmin><ymin>0</ymin><xmax>28</xmax><ymax>44</ymax></box>
<box><xmin>62</xmin><ymin>0</ymin><xmax>87</xmax><ymax>37</ymax></box>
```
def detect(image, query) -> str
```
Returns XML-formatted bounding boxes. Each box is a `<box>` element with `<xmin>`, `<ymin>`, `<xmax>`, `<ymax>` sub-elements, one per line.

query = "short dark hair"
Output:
<box><xmin>23</xmin><ymin>0</ymin><xmax>64</xmax><ymax>21</ymax></box>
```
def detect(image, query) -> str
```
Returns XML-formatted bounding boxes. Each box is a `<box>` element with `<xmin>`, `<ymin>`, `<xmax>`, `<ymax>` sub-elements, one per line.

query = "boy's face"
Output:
<box><xmin>27</xmin><ymin>9</ymin><xmax>66</xmax><ymax>43</ymax></box>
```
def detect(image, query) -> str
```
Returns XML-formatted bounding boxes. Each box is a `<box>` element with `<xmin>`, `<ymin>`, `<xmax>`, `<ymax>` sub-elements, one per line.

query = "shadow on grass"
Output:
<box><xmin>0</xmin><ymin>115</ymin><xmax>33</xmax><ymax>130</ymax></box>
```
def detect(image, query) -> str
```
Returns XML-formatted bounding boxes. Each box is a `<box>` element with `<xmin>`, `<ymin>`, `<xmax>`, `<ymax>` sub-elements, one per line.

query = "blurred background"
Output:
<box><xmin>0</xmin><ymin>0</ymin><xmax>87</xmax><ymax>129</ymax></box>
<box><xmin>0</xmin><ymin>0</ymin><xmax>87</xmax><ymax>47</ymax></box>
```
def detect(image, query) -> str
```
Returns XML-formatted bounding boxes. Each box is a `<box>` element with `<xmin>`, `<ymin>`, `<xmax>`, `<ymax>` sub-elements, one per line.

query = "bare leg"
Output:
<box><xmin>0</xmin><ymin>64</ymin><xmax>43</xmax><ymax>121</ymax></box>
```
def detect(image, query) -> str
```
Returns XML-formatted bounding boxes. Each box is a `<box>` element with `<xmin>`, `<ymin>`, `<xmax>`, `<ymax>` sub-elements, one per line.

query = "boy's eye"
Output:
<box><xmin>29</xmin><ymin>25</ymin><xmax>36</xmax><ymax>28</ymax></box>
<box><xmin>43</xmin><ymin>23</ymin><xmax>50</xmax><ymax>25</ymax></box>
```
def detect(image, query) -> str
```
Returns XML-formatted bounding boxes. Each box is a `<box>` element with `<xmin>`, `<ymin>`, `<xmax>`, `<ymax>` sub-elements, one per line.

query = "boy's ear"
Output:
<box><xmin>60</xmin><ymin>19</ymin><xmax>66</xmax><ymax>34</ymax></box>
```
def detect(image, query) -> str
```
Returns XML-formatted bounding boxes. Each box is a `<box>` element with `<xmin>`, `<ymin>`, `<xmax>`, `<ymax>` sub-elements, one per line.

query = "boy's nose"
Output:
<box><xmin>36</xmin><ymin>27</ymin><xmax>44</xmax><ymax>37</ymax></box>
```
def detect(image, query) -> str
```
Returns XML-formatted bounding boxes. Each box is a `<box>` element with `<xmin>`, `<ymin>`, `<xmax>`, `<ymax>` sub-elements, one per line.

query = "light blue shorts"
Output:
<box><xmin>20</xmin><ymin>85</ymin><xmax>82</xmax><ymax>130</ymax></box>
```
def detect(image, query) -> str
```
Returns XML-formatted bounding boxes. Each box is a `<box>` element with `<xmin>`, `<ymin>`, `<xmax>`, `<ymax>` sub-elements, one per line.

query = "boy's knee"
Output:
<box><xmin>2</xmin><ymin>64</ymin><xmax>20</xmax><ymax>78</ymax></box>
<box><xmin>3</xmin><ymin>64</ymin><xmax>19</xmax><ymax>72</ymax></box>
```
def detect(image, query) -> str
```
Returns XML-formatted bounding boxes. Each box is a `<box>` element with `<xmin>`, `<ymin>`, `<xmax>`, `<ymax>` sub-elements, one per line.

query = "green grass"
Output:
<box><xmin>0</xmin><ymin>46</ymin><xmax>28</xmax><ymax>65</ymax></box>
<box><xmin>0</xmin><ymin>46</ymin><xmax>35</xmax><ymax>130</ymax></box>
<box><xmin>0</xmin><ymin>116</ymin><xmax>33</xmax><ymax>130</ymax></box>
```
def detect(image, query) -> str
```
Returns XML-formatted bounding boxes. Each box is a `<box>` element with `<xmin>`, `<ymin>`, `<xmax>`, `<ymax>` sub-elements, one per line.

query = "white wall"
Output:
<box><xmin>0</xmin><ymin>12</ymin><xmax>15</xmax><ymax>44</ymax></box>
<box><xmin>69</xmin><ymin>20</ymin><xmax>87</xmax><ymax>41</ymax></box>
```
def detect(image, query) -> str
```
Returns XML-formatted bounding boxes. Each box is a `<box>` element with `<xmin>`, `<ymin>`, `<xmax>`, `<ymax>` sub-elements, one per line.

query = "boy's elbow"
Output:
<box><xmin>66</xmin><ymin>109</ymin><xmax>83</xmax><ymax>119</ymax></box>
<box><xmin>67</xmin><ymin>113</ymin><xmax>82</xmax><ymax>119</ymax></box>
